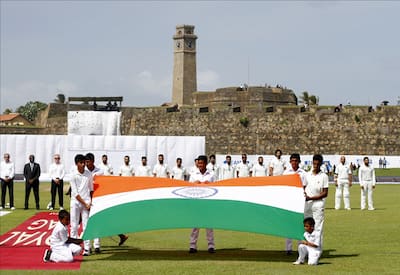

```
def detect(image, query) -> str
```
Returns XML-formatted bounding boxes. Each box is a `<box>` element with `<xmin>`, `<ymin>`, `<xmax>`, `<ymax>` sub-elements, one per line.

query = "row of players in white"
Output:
<box><xmin>100</xmin><ymin>155</ymin><xmax>283</xmax><ymax>180</ymax></box>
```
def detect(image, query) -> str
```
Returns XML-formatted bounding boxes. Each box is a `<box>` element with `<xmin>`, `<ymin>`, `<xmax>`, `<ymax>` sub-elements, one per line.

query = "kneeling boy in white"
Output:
<box><xmin>293</xmin><ymin>217</ymin><xmax>321</xmax><ymax>265</ymax></box>
<box><xmin>43</xmin><ymin>209</ymin><xmax>83</xmax><ymax>262</ymax></box>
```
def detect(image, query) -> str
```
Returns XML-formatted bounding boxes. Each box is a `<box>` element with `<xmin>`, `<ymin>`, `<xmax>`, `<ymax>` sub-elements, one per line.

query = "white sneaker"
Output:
<box><xmin>293</xmin><ymin>260</ymin><xmax>304</xmax><ymax>265</ymax></box>
<box><xmin>49</xmin><ymin>207</ymin><xmax>54</xmax><ymax>210</ymax></box>
<box><xmin>368</xmin><ymin>208</ymin><xmax>375</xmax><ymax>211</ymax></box>
<box><xmin>83</xmin><ymin>250</ymin><xmax>90</xmax><ymax>256</ymax></box>
<box><xmin>345</xmin><ymin>208</ymin><xmax>351</xmax><ymax>210</ymax></box>
<box><xmin>59</xmin><ymin>207</ymin><xmax>64</xmax><ymax>210</ymax></box>
<box><xmin>46</xmin><ymin>202</ymin><xmax>51</xmax><ymax>210</ymax></box>
<box><xmin>0</xmin><ymin>206</ymin><xmax>3</xmax><ymax>210</ymax></box>
<box><xmin>11</xmin><ymin>207</ymin><xmax>15</xmax><ymax>210</ymax></box>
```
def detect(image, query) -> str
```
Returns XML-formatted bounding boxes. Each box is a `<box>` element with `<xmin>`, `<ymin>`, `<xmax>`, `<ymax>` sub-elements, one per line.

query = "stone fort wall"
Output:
<box><xmin>2</xmin><ymin>103</ymin><xmax>399</xmax><ymax>156</ymax></box>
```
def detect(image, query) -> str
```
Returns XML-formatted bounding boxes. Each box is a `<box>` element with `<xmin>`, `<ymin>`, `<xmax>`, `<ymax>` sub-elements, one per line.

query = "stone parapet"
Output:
<box><xmin>5</xmin><ymin>103</ymin><xmax>400</xmax><ymax>156</ymax></box>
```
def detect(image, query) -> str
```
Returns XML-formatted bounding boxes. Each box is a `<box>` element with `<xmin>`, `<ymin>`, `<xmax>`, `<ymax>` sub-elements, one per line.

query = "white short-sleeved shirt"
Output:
<box><xmin>269</xmin><ymin>157</ymin><xmax>286</xmax><ymax>176</ymax></box>
<box><xmin>70</xmin><ymin>170</ymin><xmax>93</xmax><ymax>204</ymax></box>
<box><xmin>283</xmin><ymin>166</ymin><xmax>307</xmax><ymax>186</ymax></box>
<box><xmin>236</xmin><ymin>162</ymin><xmax>252</xmax><ymax>177</ymax></box>
<box><xmin>50</xmin><ymin>221</ymin><xmax>69</xmax><ymax>249</ymax></box>
<box><xmin>304</xmin><ymin>171</ymin><xmax>329</xmax><ymax>199</ymax></box>
<box><xmin>220</xmin><ymin>163</ymin><xmax>235</xmax><ymax>180</ymax></box>
<box><xmin>334</xmin><ymin>163</ymin><xmax>352</xmax><ymax>181</ymax></box>
<box><xmin>135</xmin><ymin>165</ymin><xmax>152</xmax><ymax>176</ymax></box>
<box><xmin>171</xmin><ymin>166</ymin><xmax>187</xmax><ymax>180</ymax></box>
<box><xmin>189</xmin><ymin>169</ymin><xmax>215</xmax><ymax>183</ymax></box>
<box><xmin>119</xmin><ymin>164</ymin><xmax>135</xmax><ymax>176</ymax></box>
<box><xmin>153</xmin><ymin>163</ymin><xmax>169</xmax><ymax>178</ymax></box>
<box><xmin>251</xmin><ymin>163</ymin><xmax>268</xmax><ymax>177</ymax></box>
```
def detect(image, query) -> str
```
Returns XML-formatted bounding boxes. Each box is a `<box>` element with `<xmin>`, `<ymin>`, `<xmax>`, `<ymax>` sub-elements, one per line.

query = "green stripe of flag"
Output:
<box><xmin>83</xmin><ymin>199</ymin><xmax>304</xmax><ymax>240</ymax></box>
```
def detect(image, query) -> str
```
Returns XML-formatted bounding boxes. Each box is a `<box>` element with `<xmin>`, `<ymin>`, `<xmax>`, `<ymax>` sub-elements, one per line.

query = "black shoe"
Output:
<box><xmin>83</xmin><ymin>250</ymin><xmax>90</xmax><ymax>256</ymax></box>
<box><xmin>286</xmin><ymin>250</ymin><xmax>293</xmax><ymax>255</ymax></box>
<box><xmin>95</xmin><ymin>248</ymin><xmax>101</xmax><ymax>254</ymax></box>
<box><xmin>208</xmin><ymin>248</ymin><xmax>215</xmax><ymax>254</ymax></box>
<box><xmin>43</xmin><ymin>249</ymin><xmax>52</xmax><ymax>262</ymax></box>
<box><xmin>36</xmin><ymin>205</ymin><xmax>40</xmax><ymax>210</ymax></box>
<box><xmin>119</xmin><ymin>235</ymin><xmax>128</xmax><ymax>246</ymax></box>
<box><xmin>189</xmin><ymin>248</ymin><xmax>197</xmax><ymax>253</ymax></box>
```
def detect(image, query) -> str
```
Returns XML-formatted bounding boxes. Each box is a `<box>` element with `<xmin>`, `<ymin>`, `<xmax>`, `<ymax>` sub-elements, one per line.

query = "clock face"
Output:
<box><xmin>186</xmin><ymin>40</ymin><xmax>193</xmax><ymax>48</ymax></box>
<box><xmin>176</xmin><ymin>41</ymin><xmax>181</xmax><ymax>48</ymax></box>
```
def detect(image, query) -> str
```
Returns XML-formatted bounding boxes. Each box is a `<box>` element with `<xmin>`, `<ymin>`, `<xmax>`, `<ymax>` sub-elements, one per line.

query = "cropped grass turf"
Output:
<box><xmin>1</xmin><ymin>182</ymin><xmax>399</xmax><ymax>274</ymax></box>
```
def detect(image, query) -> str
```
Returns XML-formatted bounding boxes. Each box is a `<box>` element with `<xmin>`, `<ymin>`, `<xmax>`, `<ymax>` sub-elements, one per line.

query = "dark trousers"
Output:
<box><xmin>1</xmin><ymin>179</ymin><xmax>14</xmax><ymax>208</ymax></box>
<box><xmin>25</xmin><ymin>181</ymin><xmax>40</xmax><ymax>209</ymax></box>
<box><xmin>51</xmin><ymin>179</ymin><xmax>64</xmax><ymax>208</ymax></box>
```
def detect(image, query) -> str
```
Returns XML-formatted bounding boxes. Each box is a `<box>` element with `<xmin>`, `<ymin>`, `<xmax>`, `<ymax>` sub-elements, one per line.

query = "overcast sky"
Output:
<box><xmin>1</xmin><ymin>1</ymin><xmax>400</xmax><ymax>112</ymax></box>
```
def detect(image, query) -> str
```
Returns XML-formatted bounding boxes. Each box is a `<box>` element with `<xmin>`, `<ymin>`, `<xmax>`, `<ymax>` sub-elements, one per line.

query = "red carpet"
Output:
<box><xmin>0</xmin><ymin>212</ymin><xmax>82</xmax><ymax>270</ymax></box>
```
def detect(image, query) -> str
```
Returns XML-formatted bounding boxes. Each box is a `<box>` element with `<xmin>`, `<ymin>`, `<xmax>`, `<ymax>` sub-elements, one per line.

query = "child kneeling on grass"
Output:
<box><xmin>43</xmin><ymin>209</ymin><xmax>83</xmax><ymax>263</ymax></box>
<box><xmin>293</xmin><ymin>217</ymin><xmax>321</xmax><ymax>266</ymax></box>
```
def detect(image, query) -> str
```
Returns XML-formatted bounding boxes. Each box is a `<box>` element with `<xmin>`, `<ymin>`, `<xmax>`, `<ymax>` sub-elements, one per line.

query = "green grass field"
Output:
<box><xmin>1</xmin><ymin>182</ymin><xmax>399</xmax><ymax>274</ymax></box>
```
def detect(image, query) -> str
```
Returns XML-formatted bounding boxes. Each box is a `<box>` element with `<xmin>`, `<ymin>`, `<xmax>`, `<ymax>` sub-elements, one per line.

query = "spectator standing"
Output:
<box><xmin>0</xmin><ymin>153</ymin><xmax>15</xmax><ymax>210</ymax></box>
<box><xmin>23</xmin><ymin>155</ymin><xmax>41</xmax><ymax>210</ymax></box>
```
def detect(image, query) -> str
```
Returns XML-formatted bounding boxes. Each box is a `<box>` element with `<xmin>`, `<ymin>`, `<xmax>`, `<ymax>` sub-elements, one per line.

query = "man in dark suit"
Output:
<box><xmin>23</xmin><ymin>155</ymin><xmax>41</xmax><ymax>210</ymax></box>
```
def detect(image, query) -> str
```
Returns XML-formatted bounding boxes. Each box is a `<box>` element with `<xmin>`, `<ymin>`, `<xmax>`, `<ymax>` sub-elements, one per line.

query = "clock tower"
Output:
<box><xmin>172</xmin><ymin>25</ymin><xmax>197</xmax><ymax>105</ymax></box>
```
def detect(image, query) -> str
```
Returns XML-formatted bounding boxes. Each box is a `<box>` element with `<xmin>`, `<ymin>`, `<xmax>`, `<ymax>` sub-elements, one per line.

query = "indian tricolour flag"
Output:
<box><xmin>82</xmin><ymin>174</ymin><xmax>305</xmax><ymax>240</ymax></box>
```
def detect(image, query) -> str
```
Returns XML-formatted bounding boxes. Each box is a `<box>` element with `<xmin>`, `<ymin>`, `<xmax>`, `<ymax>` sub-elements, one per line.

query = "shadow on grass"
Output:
<box><xmin>86</xmin><ymin>247</ymin><xmax>359</xmax><ymax>263</ymax></box>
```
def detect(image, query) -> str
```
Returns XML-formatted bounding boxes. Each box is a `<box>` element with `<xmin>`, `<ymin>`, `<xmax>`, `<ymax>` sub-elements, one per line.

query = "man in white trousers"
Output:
<box><xmin>304</xmin><ymin>154</ymin><xmax>329</xmax><ymax>250</ymax></box>
<box><xmin>334</xmin><ymin>156</ymin><xmax>353</xmax><ymax>210</ymax></box>
<box><xmin>69</xmin><ymin>154</ymin><xmax>92</xmax><ymax>256</ymax></box>
<box><xmin>359</xmin><ymin>157</ymin><xmax>376</xmax><ymax>210</ymax></box>
<box><xmin>283</xmin><ymin>153</ymin><xmax>307</xmax><ymax>255</ymax></box>
<box><xmin>188</xmin><ymin>155</ymin><xmax>216</xmax><ymax>254</ymax></box>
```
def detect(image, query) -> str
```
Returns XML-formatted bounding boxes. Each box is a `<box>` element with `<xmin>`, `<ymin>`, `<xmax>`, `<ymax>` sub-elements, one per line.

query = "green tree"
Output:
<box><xmin>54</xmin><ymin>93</ymin><xmax>66</xmax><ymax>104</ymax></box>
<box><xmin>299</xmin><ymin>91</ymin><xmax>319</xmax><ymax>105</ymax></box>
<box><xmin>309</xmin><ymin>95</ymin><xmax>319</xmax><ymax>105</ymax></box>
<box><xmin>3</xmin><ymin>108</ymin><xmax>13</xmax><ymax>114</ymax></box>
<box><xmin>16</xmin><ymin>101</ymin><xmax>48</xmax><ymax>122</ymax></box>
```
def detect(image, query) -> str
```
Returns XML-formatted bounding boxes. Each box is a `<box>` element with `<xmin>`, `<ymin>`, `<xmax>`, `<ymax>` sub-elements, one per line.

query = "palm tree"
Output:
<box><xmin>299</xmin><ymin>91</ymin><xmax>319</xmax><ymax>105</ymax></box>
<box><xmin>299</xmin><ymin>91</ymin><xmax>310</xmax><ymax>105</ymax></box>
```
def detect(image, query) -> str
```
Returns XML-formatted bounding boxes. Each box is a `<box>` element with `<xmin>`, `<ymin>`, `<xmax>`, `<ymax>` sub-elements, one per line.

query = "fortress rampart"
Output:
<box><xmin>2</xmin><ymin>103</ymin><xmax>398</xmax><ymax>156</ymax></box>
